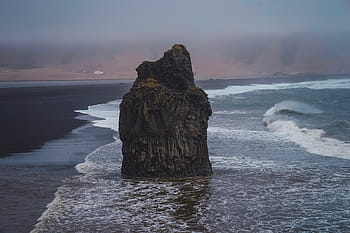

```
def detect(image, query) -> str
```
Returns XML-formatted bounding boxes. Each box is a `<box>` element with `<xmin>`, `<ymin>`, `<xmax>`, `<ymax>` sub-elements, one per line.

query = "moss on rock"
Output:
<box><xmin>119</xmin><ymin>44</ymin><xmax>212</xmax><ymax>178</ymax></box>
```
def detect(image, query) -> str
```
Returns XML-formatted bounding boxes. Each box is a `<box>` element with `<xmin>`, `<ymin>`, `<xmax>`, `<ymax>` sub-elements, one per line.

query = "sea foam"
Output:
<box><xmin>213</xmin><ymin>110</ymin><xmax>247</xmax><ymax>115</ymax></box>
<box><xmin>207</xmin><ymin>78</ymin><xmax>350</xmax><ymax>98</ymax></box>
<box><xmin>31</xmin><ymin>79</ymin><xmax>350</xmax><ymax>232</ymax></box>
<box><xmin>75</xmin><ymin>100</ymin><xmax>122</xmax><ymax>174</ymax></box>
<box><xmin>76</xmin><ymin>100</ymin><xmax>121</xmax><ymax>132</ymax></box>
<box><xmin>263</xmin><ymin>100</ymin><xmax>350</xmax><ymax>160</ymax></box>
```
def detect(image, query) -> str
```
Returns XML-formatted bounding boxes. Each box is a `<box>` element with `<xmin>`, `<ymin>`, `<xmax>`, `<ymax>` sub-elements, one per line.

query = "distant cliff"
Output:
<box><xmin>119</xmin><ymin>44</ymin><xmax>212</xmax><ymax>177</ymax></box>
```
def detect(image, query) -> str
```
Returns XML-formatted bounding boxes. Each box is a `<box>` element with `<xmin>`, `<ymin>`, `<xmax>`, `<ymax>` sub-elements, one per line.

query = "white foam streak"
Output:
<box><xmin>31</xmin><ymin>187</ymin><xmax>64</xmax><ymax>233</ymax></box>
<box><xmin>213</xmin><ymin>110</ymin><xmax>246</xmax><ymax>115</ymax></box>
<box><xmin>75</xmin><ymin>140</ymin><xmax>122</xmax><ymax>174</ymax></box>
<box><xmin>207</xmin><ymin>78</ymin><xmax>350</xmax><ymax>98</ymax></box>
<box><xmin>208</xmin><ymin>126</ymin><xmax>283</xmax><ymax>142</ymax></box>
<box><xmin>76</xmin><ymin>100</ymin><xmax>121</xmax><ymax>131</ymax></box>
<box><xmin>266</xmin><ymin>120</ymin><xmax>350</xmax><ymax>160</ymax></box>
<box><xmin>263</xmin><ymin>100</ymin><xmax>350</xmax><ymax>160</ymax></box>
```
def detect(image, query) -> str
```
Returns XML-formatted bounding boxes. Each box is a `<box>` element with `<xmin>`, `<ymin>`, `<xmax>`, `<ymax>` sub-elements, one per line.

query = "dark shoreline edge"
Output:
<box><xmin>0</xmin><ymin>83</ymin><xmax>131</xmax><ymax>157</ymax></box>
<box><xmin>0</xmin><ymin>124</ymin><xmax>117</xmax><ymax>233</ymax></box>
<box><xmin>0</xmin><ymin>83</ymin><xmax>131</xmax><ymax>233</ymax></box>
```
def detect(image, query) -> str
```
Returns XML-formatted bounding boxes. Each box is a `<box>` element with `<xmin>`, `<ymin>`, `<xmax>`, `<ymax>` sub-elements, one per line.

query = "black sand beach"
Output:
<box><xmin>0</xmin><ymin>83</ymin><xmax>131</xmax><ymax>157</ymax></box>
<box><xmin>0</xmin><ymin>82</ymin><xmax>131</xmax><ymax>233</ymax></box>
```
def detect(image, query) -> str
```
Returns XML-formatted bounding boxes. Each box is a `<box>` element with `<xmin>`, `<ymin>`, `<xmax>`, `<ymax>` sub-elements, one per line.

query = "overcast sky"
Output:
<box><xmin>1</xmin><ymin>0</ymin><xmax>350</xmax><ymax>43</ymax></box>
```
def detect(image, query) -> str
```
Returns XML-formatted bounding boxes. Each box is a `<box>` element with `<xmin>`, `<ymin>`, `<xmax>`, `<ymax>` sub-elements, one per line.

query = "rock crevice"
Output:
<box><xmin>119</xmin><ymin>44</ymin><xmax>212</xmax><ymax>177</ymax></box>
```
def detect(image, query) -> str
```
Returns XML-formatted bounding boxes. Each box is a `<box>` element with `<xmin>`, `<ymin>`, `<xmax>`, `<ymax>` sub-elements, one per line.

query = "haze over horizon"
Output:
<box><xmin>1</xmin><ymin>0</ymin><xmax>350</xmax><ymax>79</ymax></box>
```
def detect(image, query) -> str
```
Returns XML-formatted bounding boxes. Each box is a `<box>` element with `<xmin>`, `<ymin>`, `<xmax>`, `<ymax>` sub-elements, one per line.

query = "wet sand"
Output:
<box><xmin>0</xmin><ymin>82</ymin><xmax>131</xmax><ymax>157</ymax></box>
<box><xmin>0</xmin><ymin>124</ymin><xmax>116</xmax><ymax>233</ymax></box>
<box><xmin>0</xmin><ymin>82</ymin><xmax>131</xmax><ymax>233</ymax></box>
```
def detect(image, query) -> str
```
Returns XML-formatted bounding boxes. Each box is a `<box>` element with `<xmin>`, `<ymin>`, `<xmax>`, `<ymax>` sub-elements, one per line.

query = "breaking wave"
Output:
<box><xmin>263</xmin><ymin>100</ymin><xmax>323</xmax><ymax>117</ymax></box>
<box><xmin>263</xmin><ymin>100</ymin><xmax>350</xmax><ymax>160</ymax></box>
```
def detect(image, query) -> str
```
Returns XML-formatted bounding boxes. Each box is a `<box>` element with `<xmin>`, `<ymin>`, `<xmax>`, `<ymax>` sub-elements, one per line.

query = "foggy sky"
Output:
<box><xmin>1</xmin><ymin>0</ymin><xmax>350</xmax><ymax>44</ymax></box>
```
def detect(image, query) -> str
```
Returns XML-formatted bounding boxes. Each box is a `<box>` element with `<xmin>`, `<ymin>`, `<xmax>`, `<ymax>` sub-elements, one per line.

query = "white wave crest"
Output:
<box><xmin>207</xmin><ymin>78</ymin><xmax>350</xmax><ymax>98</ymax></box>
<box><xmin>263</xmin><ymin>101</ymin><xmax>350</xmax><ymax>160</ymax></box>
<box><xmin>266</xmin><ymin>120</ymin><xmax>350</xmax><ymax>160</ymax></box>
<box><xmin>264</xmin><ymin>100</ymin><xmax>323</xmax><ymax>117</ymax></box>
<box><xmin>76</xmin><ymin>100</ymin><xmax>121</xmax><ymax>131</ymax></box>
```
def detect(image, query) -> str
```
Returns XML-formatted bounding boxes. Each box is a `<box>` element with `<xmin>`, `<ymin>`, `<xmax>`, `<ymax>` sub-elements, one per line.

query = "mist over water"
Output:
<box><xmin>1</xmin><ymin>1</ymin><xmax>350</xmax><ymax>77</ymax></box>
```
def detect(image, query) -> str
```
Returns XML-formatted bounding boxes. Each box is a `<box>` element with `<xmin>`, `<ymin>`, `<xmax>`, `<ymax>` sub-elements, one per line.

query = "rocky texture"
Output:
<box><xmin>119</xmin><ymin>44</ymin><xmax>212</xmax><ymax>177</ymax></box>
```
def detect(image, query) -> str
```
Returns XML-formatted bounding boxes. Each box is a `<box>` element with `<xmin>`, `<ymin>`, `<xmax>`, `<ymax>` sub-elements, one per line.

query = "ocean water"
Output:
<box><xmin>32</xmin><ymin>78</ymin><xmax>350</xmax><ymax>232</ymax></box>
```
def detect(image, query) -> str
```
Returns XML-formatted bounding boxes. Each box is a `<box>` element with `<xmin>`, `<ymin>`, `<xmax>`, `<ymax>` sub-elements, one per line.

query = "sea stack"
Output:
<box><xmin>119</xmin><ymin>44</ymin><xmax>212</xmax><ymax>177</ymax></box>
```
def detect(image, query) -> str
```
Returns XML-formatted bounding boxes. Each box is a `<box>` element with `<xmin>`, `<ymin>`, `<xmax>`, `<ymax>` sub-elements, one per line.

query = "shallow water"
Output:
<box><xmin>33</xmin><ymin>78</ymin><xmax>350</xmax><ymax>232</ymax></box>
<box><xmin>0</xmin><ymin>119</ymin><xmax>115</xmax><ymax>233</ymax></box>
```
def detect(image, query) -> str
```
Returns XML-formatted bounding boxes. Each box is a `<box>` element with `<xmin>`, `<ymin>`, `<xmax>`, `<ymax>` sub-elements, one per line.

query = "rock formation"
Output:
<box><xmin>119</xmin><ymin>44</ymin><xmax>212</xmax><ymax>177</ymax></box>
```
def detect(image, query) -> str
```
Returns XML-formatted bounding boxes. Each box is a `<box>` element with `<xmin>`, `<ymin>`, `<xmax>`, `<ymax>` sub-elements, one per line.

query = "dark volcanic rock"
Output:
<box><xmin>119</xmin><ymin>44</ymin><xmax>212</xmax><ymax>177</ymax></box>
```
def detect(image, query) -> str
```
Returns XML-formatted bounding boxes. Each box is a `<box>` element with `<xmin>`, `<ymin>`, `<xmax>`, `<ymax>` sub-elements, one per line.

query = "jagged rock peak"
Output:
<box><xmin>119</xmin><ymin>44</ymin><xmax>212</xmax><ymax>178</ymax></box>
<box><xmin>135</xmin><ymin>44</ymin><xmax>194</xmax><ymax>90</ymax></box>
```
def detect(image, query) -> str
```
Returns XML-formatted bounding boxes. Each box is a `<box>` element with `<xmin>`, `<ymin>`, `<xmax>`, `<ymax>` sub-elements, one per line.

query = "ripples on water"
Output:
<box><xmin>32</xmin><ymin>141</ymin><xmax>350</xmax><ymax>232</ymax></box>
<box><xmin>33</xmin><ymin>79</ymin><xmax>350</xmax><ymax>232</ymax></box>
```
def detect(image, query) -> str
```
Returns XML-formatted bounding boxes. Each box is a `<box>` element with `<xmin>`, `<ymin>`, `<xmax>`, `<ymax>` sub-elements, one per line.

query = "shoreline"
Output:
<box><xmin>0</xmin><ymin>123</ymin><xmax>116</xmax><ymax>233</ymax></box>
<box><xmin>0</xmin><ymin>83</ymin><xmax>131</xmax><ymax>157</ymax></box>
<box><xmin>0</xmin><ymin>83</ymin><xmax>129</xmax><ymax>232</ymax></box>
